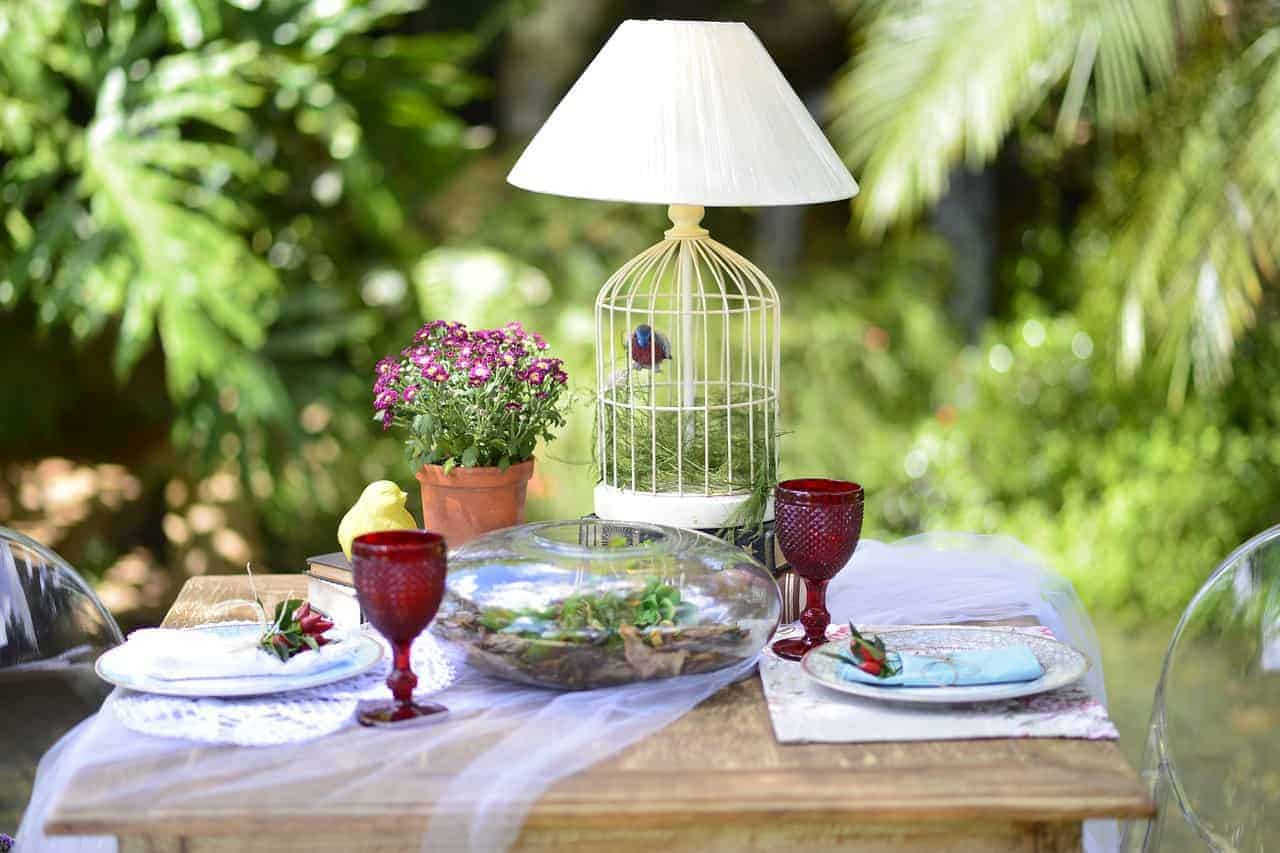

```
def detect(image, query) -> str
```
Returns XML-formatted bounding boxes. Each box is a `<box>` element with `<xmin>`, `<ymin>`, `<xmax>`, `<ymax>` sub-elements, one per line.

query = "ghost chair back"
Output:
<box><xmin>1</xmin><ymin>527</ymin><xmax>121</xmax><ymax>824</ymax></box>
<box><xmin>1122</xmin><ymin>524</ymin><xmax>1280</xmax><ymax>851</ymax></box>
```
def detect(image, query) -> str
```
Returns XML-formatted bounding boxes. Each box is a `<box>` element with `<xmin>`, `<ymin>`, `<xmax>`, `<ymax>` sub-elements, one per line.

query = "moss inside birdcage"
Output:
<box><xmin>596</xmin><ymin>385</ymin><xmax>777</xmax><ymax>503</ymax></box>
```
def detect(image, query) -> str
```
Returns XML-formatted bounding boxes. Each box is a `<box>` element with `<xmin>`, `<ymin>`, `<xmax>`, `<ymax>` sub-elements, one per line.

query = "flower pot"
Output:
<box><xmin>415</xmin><ymin>458</ymin><xmax>535</xmax><ymax>548</ymax></box>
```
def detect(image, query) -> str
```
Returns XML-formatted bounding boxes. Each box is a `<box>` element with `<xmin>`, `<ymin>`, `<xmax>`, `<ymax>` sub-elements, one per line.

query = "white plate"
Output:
<box><xmin>96</xmin><ymin>623</ymin><xmax>384</xmax><ymax>698</ymax></box>
<box><xmin>800</xmin><ymin>626</ymin><xmax>1089</xmax><ymax>705</ymax></box>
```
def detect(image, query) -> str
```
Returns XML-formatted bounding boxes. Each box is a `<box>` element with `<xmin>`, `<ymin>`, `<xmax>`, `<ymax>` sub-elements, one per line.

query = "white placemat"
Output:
<box><xmin>108</xmin><ymin>627</ymin><xmax>453</xmax><ymax>746</ymax></box>
<box><xmin>761</xmin><ymin>624</ymin><xmax>1118</xmax><ymax>743</ymax></box>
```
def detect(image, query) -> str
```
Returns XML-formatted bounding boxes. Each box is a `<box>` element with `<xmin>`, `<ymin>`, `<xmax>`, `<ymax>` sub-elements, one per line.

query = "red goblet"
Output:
<box><xmin>771</xmin><ymin>479</ymin><xmax>864</xmax><ymax>661</ymax></box>
<box><xmin>351</xmin><ymin>530</ymin><xmax>449</xmax><ymax>725</ymax></box>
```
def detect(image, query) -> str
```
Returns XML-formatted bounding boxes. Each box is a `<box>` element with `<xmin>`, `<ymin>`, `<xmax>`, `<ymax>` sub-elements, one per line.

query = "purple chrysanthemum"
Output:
<box><xmin>402</xmin><ymin>384</ymin><xmax>420</xmax><ymax>403</ymax></box>
<box><xmin>381</xmin><ymin>410</ymin><xmax>394</xmax><ymax>430</ymax></box>
<box><xmin>524</xmin><ymin>368</ymin><xmax>547</xmax><ymax>385</ymax></box>
<box><xmin>423</xmin><ymin>362</ymin><xmax>449</xmax><ymax>383</ymax></box>
<box><xmin>504</xmin><ymin>401</ymin><xmax>523</xmax><ymax>411</ymax></box>
<box><xmin>469</xmin><ymin>363</ymin><xmax>493</xmax><ymax>385</ymax></box>
<box><xmin>374</xmin><ymin>389</ymin><xmax>398</xmax><ymax>411</ymax></box>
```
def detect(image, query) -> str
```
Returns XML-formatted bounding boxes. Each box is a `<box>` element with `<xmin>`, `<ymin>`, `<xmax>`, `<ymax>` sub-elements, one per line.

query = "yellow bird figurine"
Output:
<box><xmin>338</xmin><ymin>481</ymin><xmax>418</xmax><ymax>558</ymax></box>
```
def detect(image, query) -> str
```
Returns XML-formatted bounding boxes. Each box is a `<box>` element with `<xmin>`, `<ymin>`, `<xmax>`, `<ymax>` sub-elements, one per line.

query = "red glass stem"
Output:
<box><xmin>798</xmin><ymin>578</ymin><xmax>830</xmax><ymax>648</ymax></box>
<box><xmin>387</xmin><ymin>640</ymin><xmax>418</xmax><ymax>720</ymax></box>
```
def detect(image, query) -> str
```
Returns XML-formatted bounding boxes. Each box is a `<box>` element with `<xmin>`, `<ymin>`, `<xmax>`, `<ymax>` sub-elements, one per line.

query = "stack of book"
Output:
<box><xmin>305</xmin><ymin>552</ymin><xmax>363</xmax><ymax>627</ymax></box>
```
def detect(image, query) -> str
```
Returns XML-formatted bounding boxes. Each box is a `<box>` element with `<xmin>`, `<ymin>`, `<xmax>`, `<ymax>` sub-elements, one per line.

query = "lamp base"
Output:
<box><xmin>593</xmin><ymin>483</ymin><xmax>773</xmax><ymax>530</ymax></box>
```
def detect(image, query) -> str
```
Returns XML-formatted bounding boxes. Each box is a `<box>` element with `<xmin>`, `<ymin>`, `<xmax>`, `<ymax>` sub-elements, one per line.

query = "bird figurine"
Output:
<box><xmin>626</xmin><ymin>323</ymin><xmax>672</xmax><ymax>371</ymax></box>
<box><xmin>337</xmin><ymin>480</ymin><xmax>418</xmax><ymax>559</ymax></box>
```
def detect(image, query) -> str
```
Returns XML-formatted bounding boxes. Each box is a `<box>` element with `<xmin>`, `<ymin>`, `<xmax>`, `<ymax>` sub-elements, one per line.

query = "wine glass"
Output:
<box><xmin>351</xmin><ymin>530</ymin><xmax>449</xmax><ymax>725</ymax></box>
<box><xmin>771</xmin><ymin>478</ymin><xmax>864</xmax><ymax>661</ymax></box>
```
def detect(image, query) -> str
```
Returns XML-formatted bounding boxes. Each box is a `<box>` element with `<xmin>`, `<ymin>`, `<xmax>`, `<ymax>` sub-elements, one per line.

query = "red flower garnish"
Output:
<box><xmin>822</xmin><ymin>623</ymin><xmax>901</xmax><ymax>679</ymax></box>
<box><xmin>259</xmin><ymin>599</ymin><xmax>335</xmax><ymax>661</ymax></box>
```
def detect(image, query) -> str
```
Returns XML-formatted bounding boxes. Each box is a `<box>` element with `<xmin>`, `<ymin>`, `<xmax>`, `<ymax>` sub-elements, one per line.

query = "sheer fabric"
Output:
<box><xmin>827</xmin><ymin>534</ymin><xmax>1105</xmax><ymax>702</ymax></box>
<box><xmin>21</xmin><ymin>533</ymin><xmax>1111</xmax><ymax>852</ymax></box>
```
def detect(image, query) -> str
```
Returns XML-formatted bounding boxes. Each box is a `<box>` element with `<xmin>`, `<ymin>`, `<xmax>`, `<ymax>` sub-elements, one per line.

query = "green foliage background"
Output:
<box><xmin>2</xmin><ymin>0</ymin><xmax>1278</xmax><ymax>624</ymax></box>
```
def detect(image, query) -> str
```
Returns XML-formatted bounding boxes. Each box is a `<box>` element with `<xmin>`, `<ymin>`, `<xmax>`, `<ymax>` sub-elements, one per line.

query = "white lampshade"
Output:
<box><xmin>507</xmin><ymin>19</ymin><xmax>858</xmax><ymax>207</ymax></box>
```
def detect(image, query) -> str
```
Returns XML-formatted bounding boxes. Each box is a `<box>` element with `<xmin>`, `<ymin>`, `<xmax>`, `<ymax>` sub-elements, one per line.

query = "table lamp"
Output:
<box><xmin>508</xmin><ymin>19</ymin><xmax>858</xmax><ymax>563</ymax></box>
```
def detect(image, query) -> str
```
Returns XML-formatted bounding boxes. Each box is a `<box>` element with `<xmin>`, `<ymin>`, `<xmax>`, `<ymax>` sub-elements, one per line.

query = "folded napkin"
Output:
<box><xmin>837</xmin><ymin>644</ymin><xmax>1043</xmax><ymax>687</ymax></box>
<box><xmin>118</xmin><ymin>624</ymin><xmax>356</xmax><ymax>681</ymax></box>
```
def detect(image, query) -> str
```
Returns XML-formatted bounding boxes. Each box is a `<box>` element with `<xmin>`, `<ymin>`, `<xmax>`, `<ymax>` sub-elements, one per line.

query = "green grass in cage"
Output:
<box><xmin>596</xmin><ymin>389</ymin><xmax>775</xmax><ymax>496</ymax></box>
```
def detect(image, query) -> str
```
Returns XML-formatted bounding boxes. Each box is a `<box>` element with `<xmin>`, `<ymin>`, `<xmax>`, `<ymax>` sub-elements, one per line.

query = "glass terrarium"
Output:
<box><xmin>433</xmin><ymin>519</ymin><xmax>781</xmax><ymax>689</ymax></box>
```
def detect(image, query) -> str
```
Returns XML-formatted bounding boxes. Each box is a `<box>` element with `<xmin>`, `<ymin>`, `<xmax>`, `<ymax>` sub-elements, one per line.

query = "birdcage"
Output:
<box><xmin>593</xmin><ymin>204</ymin><xmax>779</xmax><ymax>535</ymax></box>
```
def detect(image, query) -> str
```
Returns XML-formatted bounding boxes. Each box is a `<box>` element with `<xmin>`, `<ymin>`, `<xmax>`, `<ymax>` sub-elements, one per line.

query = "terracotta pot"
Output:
<box><xmin>415</xmin><ymin>457</ymin><xmax>535</xmax><ymax>548</ymax></box>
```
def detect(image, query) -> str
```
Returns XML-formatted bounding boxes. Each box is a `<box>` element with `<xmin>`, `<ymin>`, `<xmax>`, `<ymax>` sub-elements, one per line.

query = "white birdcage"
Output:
<box><xmin>593</xmin><ymin>204</ymin><xmax>779</xmax><ymax>530</ymax></box>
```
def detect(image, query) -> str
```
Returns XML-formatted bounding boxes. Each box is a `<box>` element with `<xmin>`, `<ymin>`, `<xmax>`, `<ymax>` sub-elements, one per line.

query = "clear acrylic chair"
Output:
<box><xmin>1123</xmin><ymin>524</ymin><xmax>1280</xmax><ymax>851</ymax></box>
<box><xmin>1</xmin><ymin>527</ymin><xmax>121</xmax><ymax>827</ymax></box>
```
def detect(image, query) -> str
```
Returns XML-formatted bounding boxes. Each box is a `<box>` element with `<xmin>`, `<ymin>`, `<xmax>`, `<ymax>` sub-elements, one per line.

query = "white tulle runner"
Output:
<box><xmin>18</xmin><ymin>534</ymin><xmax>1117</xmax><ymax>853</ymax></box>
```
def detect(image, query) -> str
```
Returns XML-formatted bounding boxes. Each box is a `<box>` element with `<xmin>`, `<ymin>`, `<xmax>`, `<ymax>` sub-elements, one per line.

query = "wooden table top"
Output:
<box><xmin>47</xmin><ymin>574</ymin><xmax>1154</xmax><ymax>845</ymax></box>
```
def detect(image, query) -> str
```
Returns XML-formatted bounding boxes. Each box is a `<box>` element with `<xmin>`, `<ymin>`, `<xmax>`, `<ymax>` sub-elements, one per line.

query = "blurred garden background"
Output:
<box><xmin>4</xmin><ymin>0</ymin><xmax>1280</xmax><ymax>795</ymax></box>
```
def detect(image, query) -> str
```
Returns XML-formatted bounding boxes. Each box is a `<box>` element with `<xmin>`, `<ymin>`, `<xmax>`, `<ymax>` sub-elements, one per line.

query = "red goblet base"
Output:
<box><xmin>356</xmin><ymin>698</ymin><xmax>449</xmax><ymax>727</ymax></box>
<box><xmin>771</xmin><ymin>635</ymin><xmax>823</xmax><ymax>661</ymax></box>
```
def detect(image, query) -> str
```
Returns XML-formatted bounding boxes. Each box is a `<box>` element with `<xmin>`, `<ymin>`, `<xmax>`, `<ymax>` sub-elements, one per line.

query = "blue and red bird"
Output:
<box><xmin>626</xmin><ymin>323</ymin><xmax>672</xmax><ymax>371</ymax></box>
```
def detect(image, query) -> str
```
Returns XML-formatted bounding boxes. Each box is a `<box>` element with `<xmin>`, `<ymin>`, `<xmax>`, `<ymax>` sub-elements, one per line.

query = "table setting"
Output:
<box><xmin>21</xmin><ymin>514</ymin><xmax>1129</xmax><ymax>853</ymax></box>
<box><xmin>18</xmin><ymin>18</ymin><xmax>1149</xmax><ymax>853</ymax></box>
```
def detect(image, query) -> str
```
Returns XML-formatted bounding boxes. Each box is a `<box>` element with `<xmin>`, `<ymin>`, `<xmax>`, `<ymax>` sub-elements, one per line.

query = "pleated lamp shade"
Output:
<box><xmin>507</xmin><ymin>19</ymin><xmax>858</xmax><ymax>207</ymax></box>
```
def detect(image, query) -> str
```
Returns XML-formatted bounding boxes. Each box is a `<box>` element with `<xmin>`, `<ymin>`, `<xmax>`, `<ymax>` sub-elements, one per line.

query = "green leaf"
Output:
<box><xmin>830</xmin><ymin>0</ymin><xmax>1213</xmax><ymax>235</ymax></box>
<box><xmin>461</xmin><ymin>444</ymin><xmax>479</xmax><ymax>467</ymax></box>
<box><xmin>442</xmin><ymin>457</ymin><xmax>457</xmax><ymax>475</ymax></box>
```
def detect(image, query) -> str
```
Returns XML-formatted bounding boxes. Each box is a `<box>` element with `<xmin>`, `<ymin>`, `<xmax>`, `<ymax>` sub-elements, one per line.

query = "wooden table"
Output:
<box><xmin>47</xmin><ymin>575</ymin><xmax>1154</xmax><ymax>852</ymax></box>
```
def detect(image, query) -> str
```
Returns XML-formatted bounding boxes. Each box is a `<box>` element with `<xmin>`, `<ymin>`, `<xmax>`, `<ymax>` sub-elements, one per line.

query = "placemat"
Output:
<box><xmin>761</xmin><ymin>624</ymin><xmax>1118</xmax><ymax>744</ymax></box>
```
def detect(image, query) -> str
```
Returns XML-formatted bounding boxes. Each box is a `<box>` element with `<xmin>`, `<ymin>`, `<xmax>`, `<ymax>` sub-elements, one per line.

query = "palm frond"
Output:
<box><xmin>1108</xmin><ymin>38</ymin><xmax>1280</xmax><ymax>403</ymax></box>
<box><xmin>832</xmin><ymin>0</ymin><xmax>1212</xmax><ymax>235</ymax></box>
<box><xmin>832</xmin><ymin>0</ymin><xmax>1063</xmax><ymax>235</ymax></box>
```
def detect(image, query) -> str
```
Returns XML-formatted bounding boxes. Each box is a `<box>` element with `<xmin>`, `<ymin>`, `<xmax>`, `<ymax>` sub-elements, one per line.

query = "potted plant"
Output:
<box><xmin>373</xmin><ymin>320</ymin><xmax>569</xmax><ymax>546</ymax></box>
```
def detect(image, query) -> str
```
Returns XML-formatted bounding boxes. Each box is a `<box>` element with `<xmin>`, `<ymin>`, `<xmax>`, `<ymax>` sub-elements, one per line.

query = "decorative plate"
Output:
<box><xmin>96</xmin><ymin>623</ymin><xmax>384</xmax><ymax>698</ymax></box>
<box><xmin>800</xmin><ymin>626</ymin><xmax>1089</xmax><ymax>705</ymax></box>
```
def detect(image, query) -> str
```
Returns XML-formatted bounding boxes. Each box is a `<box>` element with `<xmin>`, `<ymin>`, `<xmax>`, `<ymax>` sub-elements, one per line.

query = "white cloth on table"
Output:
<box><xmin>112</xmin><ymin>625</ymin><xmax>357</xmax><ymax>681</ymax></box>
<box><xmin>825</xmin><ymin>533</ymin><xmax>1107</xmax><ymax>702</ymax></box>
<box><xmin>18</xmin><ymin>533</ymin><xmax>1120</xmax><ymax>853</ymax></box>
<box><xmin>106</xmin><ymin>626</ymin><xmax>452</xmax><ymax>747</ymax></box>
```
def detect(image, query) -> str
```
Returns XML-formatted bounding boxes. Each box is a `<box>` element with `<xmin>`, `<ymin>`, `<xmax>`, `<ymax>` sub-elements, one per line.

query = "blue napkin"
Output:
<box><xmin>836</xmin><ymin>644</ymin><xmax>1043</xmax><ymax>688</ymax></box>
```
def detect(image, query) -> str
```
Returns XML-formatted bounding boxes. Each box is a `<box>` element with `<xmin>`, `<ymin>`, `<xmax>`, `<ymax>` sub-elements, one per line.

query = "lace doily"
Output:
<box><xmin>109</xmin><ymin>627</ymin><xmax>454</xmax><ymax>746</ymax></box>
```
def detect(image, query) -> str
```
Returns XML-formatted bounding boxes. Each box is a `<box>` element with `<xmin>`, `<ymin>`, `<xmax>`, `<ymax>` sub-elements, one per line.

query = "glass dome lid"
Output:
<box><xmin>434</xmin><ymin>519</ymin><xmax>781</xmax><ymax>689</ymax></box>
